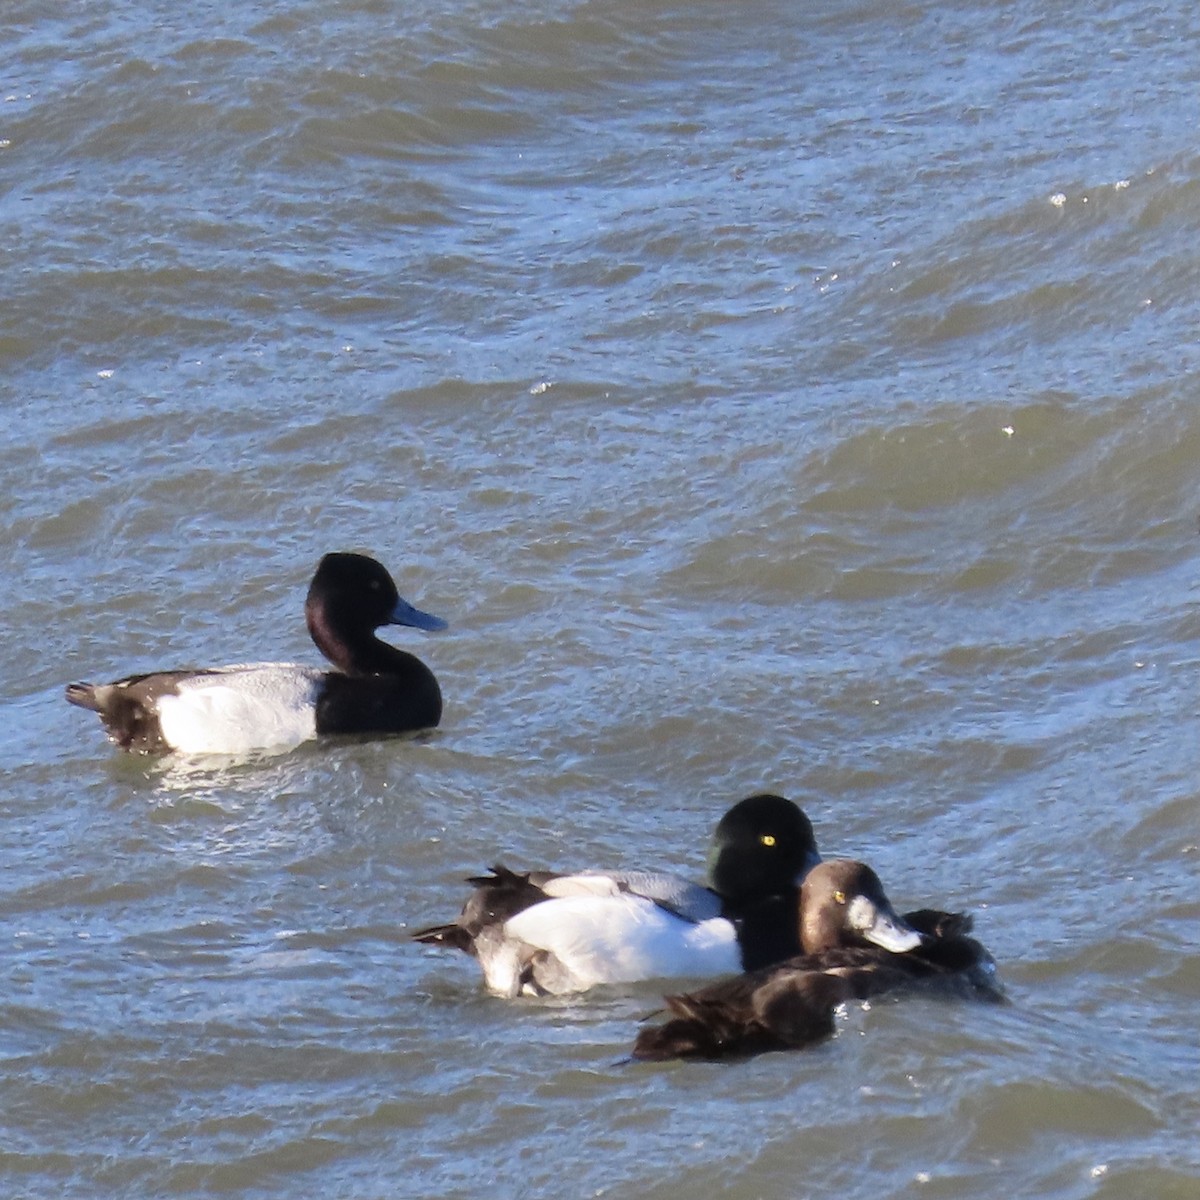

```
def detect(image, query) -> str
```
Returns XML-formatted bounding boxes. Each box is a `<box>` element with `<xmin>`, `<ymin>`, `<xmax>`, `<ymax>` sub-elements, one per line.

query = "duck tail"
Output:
<box><xmin>65</xmin><ymin>682</ymin><xmax>101</xmax><ymax>711</ymax></box>
<box><xmin>631</xmin><ymin>990</ymin><xmax>753</xmax><ymax>1061</ymax></box>
<box><xmin>634</xmin><ymin>973</ymin><xmax>846</xmax><ymax>1062</ymax></box>
<box><xmin>411</xmin><ymin>922</ymin><xmax>474</xmax><ymax>953</ymax></box>
<box><xmin>631</xmin><ymin>1015</ymin><xmax>725</xmax><ymax>1062</ymax></box>
<box><xmin>465</xmin><ymin>863</ymin><xmax>530</xmax><ymax>889</ymax></box>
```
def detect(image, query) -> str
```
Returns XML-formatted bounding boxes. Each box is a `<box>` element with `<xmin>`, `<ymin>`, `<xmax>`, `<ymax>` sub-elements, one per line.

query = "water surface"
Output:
<box><xmin>2</xmin><ymin>1</ymin><xmax>1198</xmax><ymax>1197</ymax></box>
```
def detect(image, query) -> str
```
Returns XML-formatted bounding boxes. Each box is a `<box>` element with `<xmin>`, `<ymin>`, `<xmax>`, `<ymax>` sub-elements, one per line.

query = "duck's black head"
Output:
<box><xmin>706</xmin><ymin>793</ymin><xmax>821</xmax><ymax>905</ymax></box>
<box><xmin>800</xmin><ymin>859</ymin><xmax>922</xmax><ymax>955</ymax></box>
<box><xmin>305</xmin><ymin>552</ymin><xmax>445</xmax><ymax>673</ymax></box>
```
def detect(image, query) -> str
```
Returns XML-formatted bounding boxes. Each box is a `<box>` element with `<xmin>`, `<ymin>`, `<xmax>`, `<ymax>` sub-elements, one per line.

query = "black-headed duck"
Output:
<box><xmin>414</xmin><ymin>794</ymin><xmax>822</xmax><ymax>996</ymax></box>
<box><xmin>66</xmin><ymin>552</ymin><xmax>445</xmax><ymax>755</ymax></box>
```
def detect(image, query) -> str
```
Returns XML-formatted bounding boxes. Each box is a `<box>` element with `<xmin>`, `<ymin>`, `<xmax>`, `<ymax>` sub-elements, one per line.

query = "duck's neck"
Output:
<box><xmin>729</xmin><ymin>890</ymin><xmax>803</xmax><ymax>971</ymax></box>
<box><xmin>800</xmin><ymin>905</ymin><xmax>849</xmax><ymax>954</ymax></box>
<box><xmin>308</xmin><ymin>609</ymin><xmax>409</xmax><ymax>676</ymax></box>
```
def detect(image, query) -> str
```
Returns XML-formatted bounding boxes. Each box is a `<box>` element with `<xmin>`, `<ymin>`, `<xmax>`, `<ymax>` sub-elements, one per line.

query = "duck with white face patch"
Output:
<box><xmin>632</xmin><ymin>858</ymin><xmax>1004</xmax><ymax>1062</ymax></box>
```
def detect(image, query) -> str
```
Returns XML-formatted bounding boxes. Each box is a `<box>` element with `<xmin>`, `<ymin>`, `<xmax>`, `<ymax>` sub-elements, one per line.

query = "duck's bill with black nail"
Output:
<box><xmin>388</xmin><ymin>597</ymin><xmax>447</xmax><ymax>632</ymax></box>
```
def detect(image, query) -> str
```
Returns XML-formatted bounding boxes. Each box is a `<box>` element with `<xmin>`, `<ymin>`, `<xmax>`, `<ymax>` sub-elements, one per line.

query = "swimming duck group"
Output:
<box><xmin>66</xmin><ymin>551</ymin><xmax>1003</xmax><ymax>1062</ymax></box>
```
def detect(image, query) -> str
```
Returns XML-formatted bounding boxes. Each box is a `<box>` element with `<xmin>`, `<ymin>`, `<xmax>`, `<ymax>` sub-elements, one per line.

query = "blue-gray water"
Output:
<box><xmin>3</xmin><ymin>1</ymin><xmax>1199</xmax><ymax>1196</ymax></box>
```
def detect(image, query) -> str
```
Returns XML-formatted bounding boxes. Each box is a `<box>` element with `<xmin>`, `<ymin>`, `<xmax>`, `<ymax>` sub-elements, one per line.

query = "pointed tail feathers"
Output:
<box><xmin>65</xmin><ymin>682</ymin><xmax>101</xmax><ymax>711</ymax></box>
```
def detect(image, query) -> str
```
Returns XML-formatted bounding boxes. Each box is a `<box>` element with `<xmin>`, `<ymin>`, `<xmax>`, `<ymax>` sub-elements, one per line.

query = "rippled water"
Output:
<box><xmin>3</xmin><ymin>1</ymin><xmax>1199</xmax><ymax>1196</ymax></box>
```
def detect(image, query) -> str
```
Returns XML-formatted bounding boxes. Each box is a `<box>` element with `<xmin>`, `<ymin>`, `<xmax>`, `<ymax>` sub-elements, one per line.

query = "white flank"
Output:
<box><xmin>502</xmin><ymin>893</ymin><xmax>740</xmax><ymax>992</ymax></box>
<box><xmin>155</xmin><ymin>664</ymin><xmax>322</xmax><ymax>755</ymax></box>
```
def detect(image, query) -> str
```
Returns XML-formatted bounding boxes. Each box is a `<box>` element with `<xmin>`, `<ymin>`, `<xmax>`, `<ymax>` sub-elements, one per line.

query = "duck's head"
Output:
<box><xmin>306</xmin><ymin>552</ymin><xmax>447</xmax><ymax>636</ymax></box>
<box><xmin>706</xmin><ymin>793</ymin><xmax>822</xmax><ymax>903</ymax></box>
<box><xmin>800</xmin><ymin>859</ymin><xmax>922</xmax><ymax>954</ymax></box>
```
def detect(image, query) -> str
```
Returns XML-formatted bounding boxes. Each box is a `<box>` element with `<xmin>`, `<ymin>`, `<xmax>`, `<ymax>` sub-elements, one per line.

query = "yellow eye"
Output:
<box><xmin>833</xmin><ymin>890</ymin><xmax>846</xmax><ymax>904</ymax></box>
<box><xmin>760</xmin><ymin>834</ymin><xmax>776</xmax><ymax>847</ymax></box>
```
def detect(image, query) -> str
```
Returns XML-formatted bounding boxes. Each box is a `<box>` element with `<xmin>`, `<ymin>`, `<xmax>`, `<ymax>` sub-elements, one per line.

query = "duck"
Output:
<box><xmin>413</xmin><ymin>793</ymin><xmax>823</xmax><ymax>997</ymax></box>
<box><xmin>631</xmin><ymin>858</ymin><xmax>1003</xmax><ymax>1061</ymax></box>
<box><xmin>65</xmin><ymin>552</ymin><xmax>446</xmax><ymax>755</ymax></box>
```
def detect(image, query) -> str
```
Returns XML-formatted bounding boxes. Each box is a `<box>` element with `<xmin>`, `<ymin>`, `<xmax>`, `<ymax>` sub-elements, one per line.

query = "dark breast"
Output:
<box><xmin>313</xmin><ymin>662</ymin><xmax>442</xmax><ymax>735</ymax></box>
